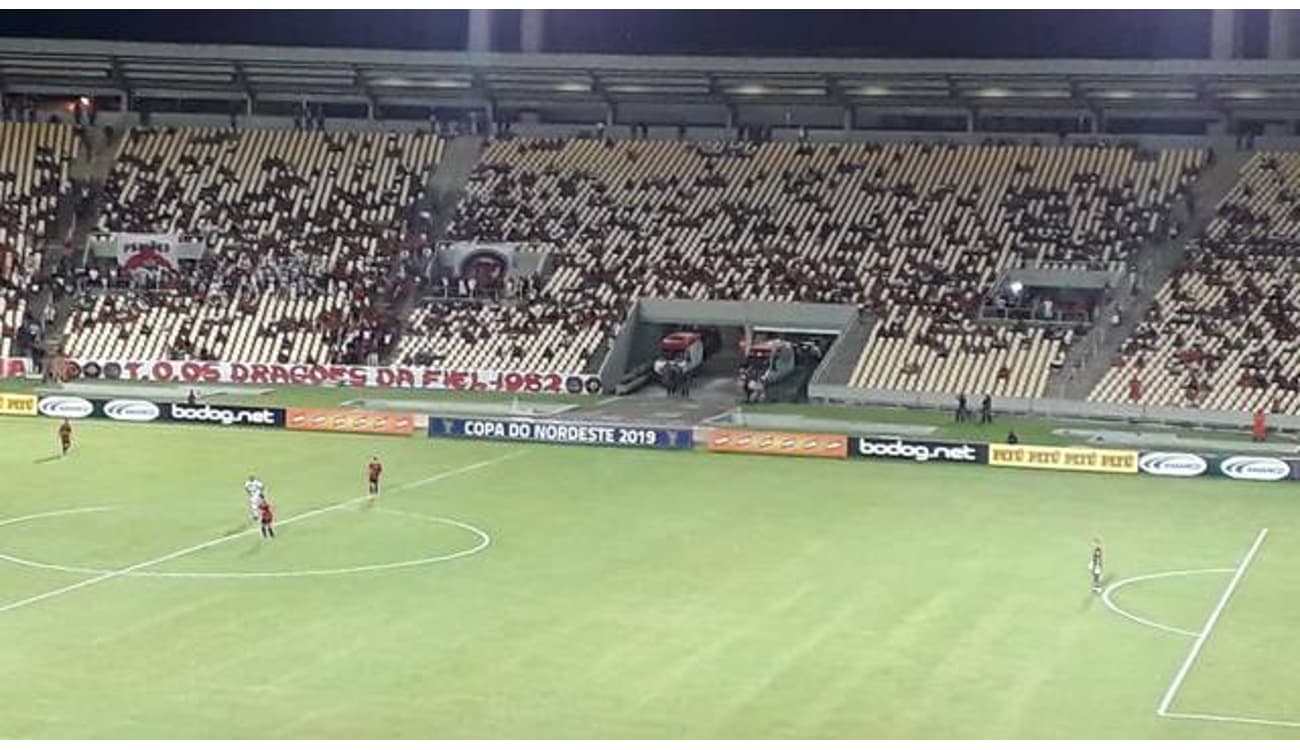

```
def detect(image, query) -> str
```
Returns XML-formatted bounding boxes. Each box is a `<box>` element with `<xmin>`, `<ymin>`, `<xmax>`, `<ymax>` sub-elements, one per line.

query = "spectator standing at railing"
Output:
<box><xmin>955</xmin><ymin>393</ymin><xmax>969</xmax><ymax>423</ymax></box>
<box><xmin>1252</xmin><ymin>409</ymin><xmax>1268</xmax><ymax>442</ymax></box>
<box><xmin>980</xmin><ymin>394</ymin><xmax>993</xmax><ymax>424</ymax></box>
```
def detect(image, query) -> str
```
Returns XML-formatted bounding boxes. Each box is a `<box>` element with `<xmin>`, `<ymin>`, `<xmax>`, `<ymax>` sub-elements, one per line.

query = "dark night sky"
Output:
<box><xmin>0</xmin><ymin>10</ymin><xmax>1216</xmax><ymax>59</ymax></box>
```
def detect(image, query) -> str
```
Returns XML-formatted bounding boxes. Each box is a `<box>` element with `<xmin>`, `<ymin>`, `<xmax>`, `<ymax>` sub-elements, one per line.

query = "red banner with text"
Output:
<box><xmin>0</xmin><ymin>357</ymin><xmax>33</xmax><ymax>379</ymax></box>
<box><xmin>57</xmin><ymin>357</ymin><xmax>604</xmax><ymax>395</ymax></box>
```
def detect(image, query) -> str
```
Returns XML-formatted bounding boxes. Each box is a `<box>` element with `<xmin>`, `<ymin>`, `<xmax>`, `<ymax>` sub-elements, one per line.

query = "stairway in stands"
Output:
<box><xmin>385</xmin><ymin>134</ymin><xmax>484</xmax><ymax>363</ymax></box>
<box><xmin>39</xmin><ymin>125</ymin><xmax>127</xmax><ymax>361</ymax></box>
<box><xmin>1049</xmin><ymin>146</ymin><xmax>1253</xmax><ymax>400</ymax></box>
<box><xmin>811</xmin><ymin>314</ymin><xmax>875</xmax><ymax>388</ymax></box>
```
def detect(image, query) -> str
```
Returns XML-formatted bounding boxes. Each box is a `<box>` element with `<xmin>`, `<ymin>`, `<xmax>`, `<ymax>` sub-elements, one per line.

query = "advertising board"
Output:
<box><xmin>429</xmin><ymin>416</ymin><xmax>693</xmax><ymax>449</ymax></box>
<box><xmin>0</xmin><ymin>392</ymin><xmax>37</xmax><ymax>416</ymax></box>
<box><xmin>850</xmin><ymin>437</ymin><xmax>987</xmax><ymax>464</ymax></box>
<box><xmin>704</xmin><ymin>429</ymin><xmax>847</xmax><ymax>459</ymax></box>
<box><xmin>988</xmin><ymin>443</ymin><xmax>1139</xmax><ymax>474</ymax></box>
<box><xmin>1137</xmin><ymin>452</ymin><xmax>1210</xmax><ymax>478</ymax></box>
<box><xmin>287</xmin><ymin>408</ymin><xmax>414</xmax><ymax>436</ymax></box>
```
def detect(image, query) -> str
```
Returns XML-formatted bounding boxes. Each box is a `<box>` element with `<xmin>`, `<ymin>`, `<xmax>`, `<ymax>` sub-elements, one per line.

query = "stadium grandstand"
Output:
<box><xmin>1092</xmin><ymin>150</ymin><xmax>1300</xmax><ymax>413</ymax></box>
<box><xmin>0</xmin><ymin>17</ymin><xmax>1298</xmax><ymax>415</ymax></box>
<box><xmin>63</xmin><ymin>127</ymin><xmax>443</xmax><ymax>365</ymax></box>
<box><xmin>0</xmin><ymin>122</ymin><xmax>76</xmax><ymax>359</ymax></box>
<box><xmin>9</xmin><ymin>11</ymin><xmax>1300</xmax><ymax>742</ymax></box>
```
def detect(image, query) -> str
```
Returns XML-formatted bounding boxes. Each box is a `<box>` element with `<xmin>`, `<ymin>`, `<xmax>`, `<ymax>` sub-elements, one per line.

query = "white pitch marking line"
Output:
<box><xmin>0</xmin><ymin>506</ymin><xmax>490</xmax><ymax>579</ymax></box>
<box><xmin>0</xmin><ymin>450</ymin><xmax>525</xmax><ymax>614</ymax></box>
<box><xmin>1163</xmin><ymin>711</ymin><xmax>1300</xmax><ymax>730</ymax></box>
<box><xmin>1101</xmin><ymin>568</ymin><xmax>1235</xmax><ymax>638</ymax></box>
<box><xmin>0</xmin><ymin>507</ymin><xmax>115</xmax><ymax>530</ymax></box>
<box><xmin>1157</xmin><ymin>528</ymin><xmax>1269</xmax><ymax>718</ymax></box>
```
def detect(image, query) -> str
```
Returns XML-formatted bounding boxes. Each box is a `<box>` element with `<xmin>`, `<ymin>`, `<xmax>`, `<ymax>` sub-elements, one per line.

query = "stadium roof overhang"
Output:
<box><xmin>6</xmin><ymin>37</ymin><xmax>1300</xmax><ymax>121</ymax></box>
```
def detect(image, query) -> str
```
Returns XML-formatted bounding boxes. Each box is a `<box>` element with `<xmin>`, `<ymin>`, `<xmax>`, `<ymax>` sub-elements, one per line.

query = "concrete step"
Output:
<box><xmin>385</xmin><ymin>135</ymin><xmax>485</xmax><ymax>365</ymax></box>
<box><xmin>1047</xmin><ymin>147</ymin><xmax>1253</xmax><ymax>400</ymax></box>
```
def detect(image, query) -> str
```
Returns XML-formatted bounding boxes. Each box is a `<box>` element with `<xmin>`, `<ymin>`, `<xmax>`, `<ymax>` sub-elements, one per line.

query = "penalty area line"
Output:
<box><xmin>1162</xmin><ymin>711</ymin><xmax>1300</xmax><ymax>731</ymax></box>
<box><xmin>1156</xmin><ymin>528</ymin><xmax>1268</xmax><ymax>719</ymax></box>
<box><xmin>0</xmin><ymin>450</ymin><xmax>525</xmax><ymax>615</ymax></box>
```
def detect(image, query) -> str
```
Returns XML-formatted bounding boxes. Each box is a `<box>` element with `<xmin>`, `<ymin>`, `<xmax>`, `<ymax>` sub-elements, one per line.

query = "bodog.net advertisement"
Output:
<box><xmin>286</xmin><ymin>408</ymin><xmax>414</xmax><ymax>436</ymax></box>
<box><xmin>850</xmin><ymin>436</ymin><xmax>988</xmax><ymax>465</ymax></box>
<box><xmin>704</xmin><ymin>428</ymin><xmax>847</xmax><ymax>459</ymax></box>
<box><xmin>989</xmin><ymin>443</ymin><xmax>1138</xmax><ymax>474</ymax></box>
<box><xmin>35</xmin><ymin>395</ymin><xmax>287</xmax><ymax>428</ymax></box>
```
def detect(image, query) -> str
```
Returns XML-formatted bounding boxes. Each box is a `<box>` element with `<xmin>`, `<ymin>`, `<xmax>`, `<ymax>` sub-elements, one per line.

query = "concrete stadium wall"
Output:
<box><xmin>635</xmin><ymin>299</ymin><xmax>856</xmax><ymax>330</ymax></box>
<box><xmin>89</xmin><ymin>111</ymin><xmax>438</xmax><ymax>133</ymax></box>
<box><xmin>63</xmin><ymin>113</ymin><xmax>1300</xmax><ymax>155</ymax></box>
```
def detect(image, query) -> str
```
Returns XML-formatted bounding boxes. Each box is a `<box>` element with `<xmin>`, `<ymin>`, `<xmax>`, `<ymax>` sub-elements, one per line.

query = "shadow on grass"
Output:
<box><xmin>33</xmin><ymin>455</ymin><xmax>61</xmax><ymax>464</ymax></box>
<box><xmin>1080</xmin><ymin>574</ymin><xmax>1115</xmax><ymax>612</ymax></box>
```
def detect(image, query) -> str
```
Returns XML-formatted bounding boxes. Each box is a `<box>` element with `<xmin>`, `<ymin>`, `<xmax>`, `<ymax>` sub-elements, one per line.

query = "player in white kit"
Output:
<box><xmin>1089</xmin><ymin>538</ymin><xmax>1104</xmax><ymax>594</ymax></box>
<box><xmin>245</xmin><ymin>475</ymin><xmax>265</xmax><ymax>522</ymax></box>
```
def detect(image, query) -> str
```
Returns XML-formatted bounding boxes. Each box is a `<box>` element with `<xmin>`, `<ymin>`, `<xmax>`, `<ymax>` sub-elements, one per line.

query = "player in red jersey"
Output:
<box><xmin>367</xmin><ymin>456</ymin><xmax>383</xmax><ymax>495</ymax></box>
<box><xmin>257</xmin><ymin>496</ymin><xmax>275</xmax><ymax>538</ymax></box>
<box><xmin>58</xmin><ymin>419</ymin><xmax>73</xmax><ymax>457</ymax></box>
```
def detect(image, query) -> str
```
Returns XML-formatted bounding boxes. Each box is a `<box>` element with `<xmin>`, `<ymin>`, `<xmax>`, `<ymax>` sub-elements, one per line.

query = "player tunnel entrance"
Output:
<box><xmin>598</xmin><ymin>298</ymin><xmax>855</xmax><ymax>403</ymax></box>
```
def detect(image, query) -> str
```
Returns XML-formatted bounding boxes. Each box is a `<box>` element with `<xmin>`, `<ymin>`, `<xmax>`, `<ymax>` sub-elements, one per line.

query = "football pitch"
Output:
<box><xmin>1</xmin><ymin>416</ymin><xmax>1298</xmax><ymax>738</ymax></box>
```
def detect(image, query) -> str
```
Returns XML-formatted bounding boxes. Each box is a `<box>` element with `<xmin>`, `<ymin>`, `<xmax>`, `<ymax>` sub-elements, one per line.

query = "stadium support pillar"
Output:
<box><xmin>1211</xmin><ymin>9</ymin><xmax>1241</xmax><ymax>59</ymax></box>
<box><xmin>521</xmin><ymin>10</ymin><xmax>545</xmax><ymax>53</ymax></box>
<box><xmin>468</xmin><ymin>10</ymin><xmax>493</xmax><ymax>53</ymax></box>
<box><xmin>1268</xmin><ymin>10</ymin><xmax>1293</xmax><ymax>59</ymax></box>
<box><xmin>965</xmin><ymin>109</ymin><xmax>976</xmax><ymax>133</ymax></box>
<box><xmin>842</xmin><ymin>107</ymin><xmax>855</xmax><ymax>132</ymax></box>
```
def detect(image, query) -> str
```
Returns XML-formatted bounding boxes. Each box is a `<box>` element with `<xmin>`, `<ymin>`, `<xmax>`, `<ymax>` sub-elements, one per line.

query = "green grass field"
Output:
<box><xmin>1</xmin><ymin>415</ymin><xmax>1298</xmax><ymax>738</ymax></box>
